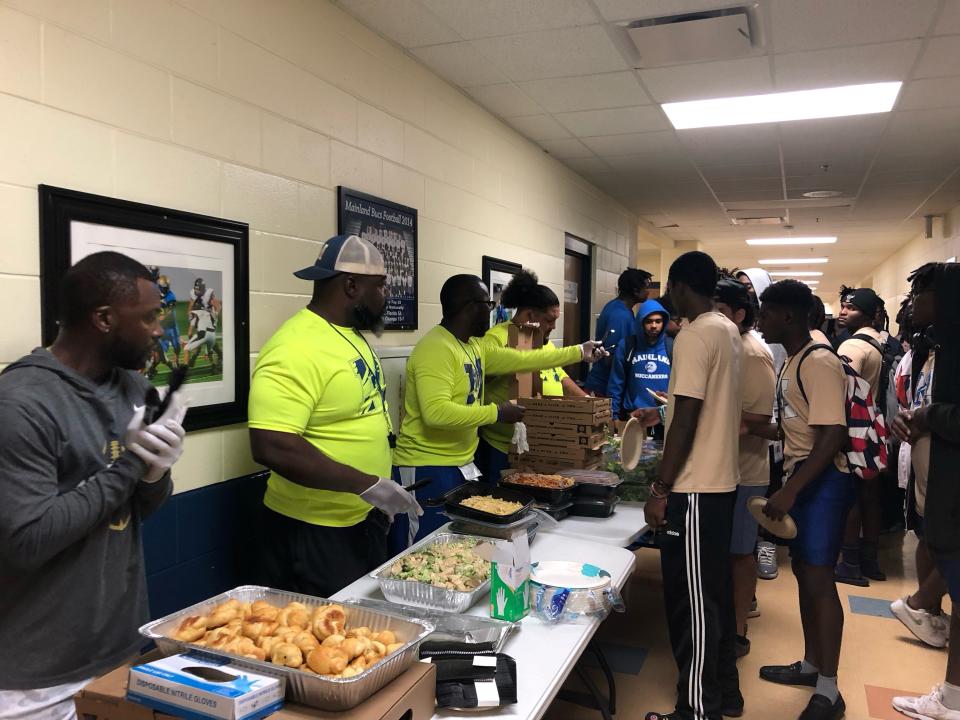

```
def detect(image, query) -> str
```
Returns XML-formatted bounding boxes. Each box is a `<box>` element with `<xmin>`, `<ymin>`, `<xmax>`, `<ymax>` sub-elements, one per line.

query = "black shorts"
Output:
<box><xmin>257</xmin><ymin>507</ymin><xmax>389</xmax><ymax>597</ymax></box>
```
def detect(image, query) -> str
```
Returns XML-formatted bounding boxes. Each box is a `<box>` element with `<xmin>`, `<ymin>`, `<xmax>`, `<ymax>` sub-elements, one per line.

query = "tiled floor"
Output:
<box><xmin>544</xmin><ymin>532</ymin><xmax>952</xmax><ymax>720</ymax></box>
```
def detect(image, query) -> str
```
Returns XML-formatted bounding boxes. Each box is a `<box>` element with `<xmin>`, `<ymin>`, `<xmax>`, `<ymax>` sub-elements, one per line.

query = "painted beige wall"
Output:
<box><xmin>862</xmin><ymin>204</ymin><xmax>960</xmax><ymax>331</ymax></box>
<box><xmin>0</xmin><ymin>0</ymin><xmax>637</xmax><ymax>494</ymax></box>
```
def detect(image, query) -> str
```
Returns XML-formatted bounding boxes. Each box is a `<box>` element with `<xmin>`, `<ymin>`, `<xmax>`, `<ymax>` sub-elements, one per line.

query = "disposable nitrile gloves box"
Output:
<box><xmin>478</xmin><ymin>532</ymin><xmax>530</xmax><ymax>622</ymax></box>
<box><xmin>127</xmin><ymin>651</ymin><xmax>285</xmax><ymax>720</ymax></box>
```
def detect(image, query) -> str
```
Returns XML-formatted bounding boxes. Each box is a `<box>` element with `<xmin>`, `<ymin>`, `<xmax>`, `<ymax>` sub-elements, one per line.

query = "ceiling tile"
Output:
<box><xmin>778</xmin><ymin>114</ymin><xmax>888</xmax><ymax>140</ymax></box>
<box><xmin>639</xmin><ymin>56</ymin><xmax>772</xmax><ymax>103</ymax></box>
<box><xmin>601</xmin><ymin>152</ymin><xmax>699</xmax><ymax>178</ymax></box>
<box><xmin>708</xmin><ymin>177</ymin><xmax>785</xmax><ymax>194</ymax></box>
<box><xmin>519</xmin><ymin>72</ymin><xmax>650</xmax><ymax>113</ymax></box>
<box><xmin>913</xmin><ymin>35</ymin><xmax>960</xmax><ymax>79</ymax></box>
<box><xmin>701</xmin><ymin>163</ymin><xmax>782</xmax><ymax>181</ymax></box>
<box><xmin>538</xmin><ymin>137</ymin><xmax>596</xmax><ymax>158</ymax></box>
<box><xmin>716</xmin><ymin>188</ymin><xmax>788</xmax><ymax>203</ymax></box>
<box><xmin>773</xmin><ymin>41</ymin><xmax>921</xmax><ymax>91</ymax></box>
<box><xmin>564</xmin><ymin>156</ymin><xmax>616</xmax><ymax>176</ymax></box>
<box><xmin>417</xmin><ymin>0</ymin><xmax>596</xmax><ymax>40</ymax></box>
<box><xmin>338</xmin><ymin>0</ymin><xmax>461</xmax><ymax>47</ymax></box>
<box><xmin>411</xmin><ymin>42</ymin><xmax>508</xmax><ymax>86</ymax></box>
<box><xmin>867</xmin><ymin>168</ymin><xmax>956</xmax><ymax>186</ymax></box>
<box><xmin>581</xmin><ymin>130</ymin><xmax>680</xmax><ymax>155</ymax></box>
<box><xmin>557</xmin><ymin>105</ymin><xmax>667</xmax><ymax>136</ymax></box>
<box><xmin>471</xmin><ymin>25</ymin><xmax>627</xmax><ymax>81</ymax></box>
<box><xmin>679</xmin><ymin>123</ymin><xmax>779</xmax><ymax>151</ymax></box>
<box><xmin>466</xmin><ymin>83</ymin><xmax>542</xmax><ymax>117</ymax></box>
<box><xmin>506</xmin><ymin>113</ymin><xmax>572</xmax><ymax>141</ymax></box>
<box><xmin>898</xmin><ymin>77</ymin><xmax>960</xmax><ymax>110</ymax></box>
<box><xmin>592</xmin><ymin>0</ymin><xmax>742</xmax><ymax>22</ymax></box>
<box><xmin>935</xmin><ymin>0</ymin><xmax>960</xmax><ymax>35</ymax></box>
<box><xmin>887</xmin><ymin>107</ymin><xmax>960</xmax><ymax>136</ymax></box>
<box><xmin>786</xmin><ymin>174</ymin><xmax>863</xmax><ymax>194</ymax></box>
<box><xmin>770</xmin><ymin>0</ymin><xmax>939</xmax><ymax>53</ymax></box>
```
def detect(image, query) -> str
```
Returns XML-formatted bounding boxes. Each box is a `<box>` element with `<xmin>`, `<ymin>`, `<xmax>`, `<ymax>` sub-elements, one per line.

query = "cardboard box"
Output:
<box><xmin>127</xmin><ymin>652</ymin><xmax>284</xmax><ymax>720</ymax></box>
<box><xmin>479</xmin><ymin>532</ymin><xmax>531</xmax><ymax>622</ymax></box>
<box><xmin>507</xmin><ymin>324</ymin><xmax>543</xmax><ymax>400</ymax></box>
<box><xmin>519</xmin><ymin>396</ymin><xmax>612</xmax><ymax>413</ymax></box>
<box><xmin>76</xmin><ymin>655</ymin><xmax>437</xmax><ymax>720</ymax></box>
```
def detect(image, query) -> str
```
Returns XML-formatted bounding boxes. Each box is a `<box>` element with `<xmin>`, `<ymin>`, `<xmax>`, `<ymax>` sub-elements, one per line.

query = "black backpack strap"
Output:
<box><xmin>794</xmin><ymin>343</ymin><xmax>837</xmax><ymax>404</ymax></box>
<box><xmin>851</xmin><ymin>332</ymin><xmax>883</xmax><ymax>355</ymax></box>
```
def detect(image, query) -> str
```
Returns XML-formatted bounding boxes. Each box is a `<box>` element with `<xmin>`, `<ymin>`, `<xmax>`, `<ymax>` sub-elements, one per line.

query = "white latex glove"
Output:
<box><xmin>360</xmin><ymin>478</ymin><xmax>424</xmax><ymax>519</ymax></box>
<box><xmin>125</xmin><ymin>390</ymin><xmax>189</xmax><ymax>483</ymax></box>
<box><xmin>580</xmin><ymin>340</ymin><xmax>609</xmax><ymax>362</ymax></box>
<box><xmin>511</xmin><ymin>422</ymin><xmax>529</xmax><ymax>454</ymax></box>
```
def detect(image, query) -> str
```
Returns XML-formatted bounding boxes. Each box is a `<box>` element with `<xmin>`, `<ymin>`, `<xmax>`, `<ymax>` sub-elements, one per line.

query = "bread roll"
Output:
<box><xmin>271</xmin><ymin>642</ymin><xmax>304</xmax><ymax>668</ymax></box>
<box><xmin>340</xmin><ymin>665</ymin><xmax>363</xmax><ymax>678</ymax></box>
<box><xmin>374</xmin><ymin>630</ymin><xmax>396</xmax><ymax>646</ymax></box>
<box><xmin>249</xmin><ymin>601</ymin><xmax>280</xmax><ymax>621</ymax></box>
<box><xmin>242</xmin><ymin>620</ymin><xmax>279</xmax><ymax>641</ymax></box>
<box><xmin>306</xmin><ymin>646</ymin><xmax>348</xmax><ymax>675</ymax></box>
<box><xmin>174</xmin><ymin>615</ymin><xmax>208</xmax><ymax>642</ymax></box>
<box><xmin>386</xmin><ymin>642</ymin><xmax>404</xmax><ymax>654</ymax></box>
<box><xmin>346</xmin><ymin>626</ymin><xmax>372</xmax><ymax>639</ymax></box>
<box><xmin>207</xmin><ymin>600</ymin><xmax>241</xmax><ymax>628</ymax></box>
<box><xmin>321</xmin><ymin>634</ymin><xmax>345</xmax><ymax>648</ymax></box>
<box><xmin>311</xmin><ymin>605</ymin><xmax>346</xmax><ymax>640</ymax></box>
<box><xmin>293</xmin><ymin>630</ymin><xmax>319</xmax><ymax>655</ymax></box>
<box><xmin>278</xmin><ymin>603</ymin><xmax>310</xmax><ymax>629</ymax></box>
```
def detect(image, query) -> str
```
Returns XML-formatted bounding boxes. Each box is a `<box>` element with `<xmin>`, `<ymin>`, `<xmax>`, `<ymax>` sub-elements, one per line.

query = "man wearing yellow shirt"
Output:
<box><xmin>476</xmin><ymin>269</ymin><xmax>586</xmax><ymax>479</ymax></box>
<box><xmin>248</xmin><ymin>234</ymin><xmax>421</xmax><ymax>596</ymax></box>
<box><xmin>392</xmin><ymin>274</ymin><xmax>606</xmax><ymax>546</ymax></box>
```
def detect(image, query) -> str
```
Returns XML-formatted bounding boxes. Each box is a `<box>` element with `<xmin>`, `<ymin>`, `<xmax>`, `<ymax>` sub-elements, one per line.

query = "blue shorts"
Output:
<box><xmin>933</xmin><ymin>551</ymin><xmax>960</xmax><ymax>605</ymax></box>
<box><xmin>388</xmin><ymin>465</ymin><xmax>468</xmax><ymax>555</ymax></box>
<box><xmin>788</xmin><ymin>464</ymin><xmax>855</xmax><ymax>567</ymax></box>
<box><xmin>730</xmin><ymin>484</ymin><xmax>767</xmax><ymax>554</ymax></box>
<box><xmin>473</xmin><ymin>437</ymin><xmax>510</xmax><ymax>485</ymax></box>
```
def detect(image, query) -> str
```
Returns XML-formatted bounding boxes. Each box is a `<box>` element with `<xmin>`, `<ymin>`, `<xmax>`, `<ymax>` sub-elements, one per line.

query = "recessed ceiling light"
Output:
<box><xmin>802</xmin><ymin>190</ymin><xmax>844</xmax><ymax>198</ymax></box>
<box><xmin>746</xmin><ymin>237</ymin><xmax>837</xmax><ymax>246</ymax></box>
<box><xmin>759</xmin><ymin>257</ymin><xmax>829</xmax><ymax>265</ymax></box>
<box><xmin>662</xmin><ymin>81</ymin><xmax>902</xmax><ymax>130</ymax></box>
<box><xmin>770</xmin><ymin>271</ymin><xmax>824</xmax><ymax>277</ymax></box>
<box><xmin>802</xmin><ymin>280</ymin><xmax>820</xmax><ymax>285</ymax></box>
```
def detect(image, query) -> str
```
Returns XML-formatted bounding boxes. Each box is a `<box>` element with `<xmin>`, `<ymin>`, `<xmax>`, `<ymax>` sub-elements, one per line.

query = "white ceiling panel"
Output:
<box><xmin>786</xmin><ymin>174</ymin><xmax>863</xmax><ymax>194</ymax></box>
<box><xmin>913</xmin><ymin>35</ymin><xmax>960</xmax><ymax>78</ymax></box>
<box><xmin>887</xmin><ymin>107</ymin><xmax>960</xmax><ymax>136</ymax></box>
<box><xmin>678</xmin><ymin>123</ymin><xmax>780</xmax><ymax>151</ymax></box>
<box><xmin>411</xmin><ymin>42</ymin><xmax>508</xmax><ymax>86</ymax></box>
<box><xmin>777</xmin><ymin>114</ymin><xmax>888</xmax><ymax>141</ymax></box>
<box><xmin>537</xmin><ymin>137</ymin><xmax>596</xmax><ymax>158</ymax></box>
<box><xmin>557</xmin><ymin>105</ymin><xmax>668</xmax><ymax>136</ymax></box>
<box><xmin>701</xmin><ymin>163</ymin><xmax>782</xmax><ymax>180</ymax></box>
<box><xmin>770</xmin><ymin>0</ymin><xmax>939</xmax><ymax>53</ymax></box>
<box><xmin>505</xmin><ymin>113</ymin><xmax>572</xmax><ymax>141</ymax></box>
<box><xmin>898</xmin><ymin>77</ymin><xmax>960</xmax><ymax>110</ymax></box>
<box><xmin>519</xmin><ymin>72</ymin><xmax>651</xmax><ymax>113</ymax></box>
<box><xmin>417</xmin><ymin>0</ymin><xmax>597</xmax><ymax>40</ymax></box>
<box><xmin>592</xmin><ymin>0</ymin><xmax>745</xmax><ymax>22</ymax></box>
<box><xmin>773</xmin><ymin>41</ymin><xmax>921</xmax><ymax>91</ymax></box>
<box><xmin>935</xmin><ymin>0</ymin><xmax>960</xmax><ymax>35</ymax></box>
<box><xmin>471</xmin><ymin>25</ymin><xmax>627</xmax><ymax>81</ymax></box>
<box><xmin>564</xmin><ymin>156</ymin><xmax>616</xmax><ymax>175</ymax></box>
<box><xmin>639</xmin><ymin>56</ymin><xmax>773</xmax><ymax>103</ymax></box>
<box><xmin>466</xmin><ymin>83</ymin><xmax>542</xmax><ymax>117</ymax></box>
<box><xmin>581</xmin><ymin>130</ymin><xmax>681</xmax><ymax>156</ymax></box>
<box><xmin>338</xmin><ymin>0</ymin><xmax>460</xmax><ymax>47</ymax></box>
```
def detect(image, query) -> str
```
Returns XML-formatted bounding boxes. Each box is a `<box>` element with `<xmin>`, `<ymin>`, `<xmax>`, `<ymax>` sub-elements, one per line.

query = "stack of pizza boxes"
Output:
<box><xmin>508</xmin><ymin>396</ymin><xmax>612</xmax><ymax>472</ymax></box>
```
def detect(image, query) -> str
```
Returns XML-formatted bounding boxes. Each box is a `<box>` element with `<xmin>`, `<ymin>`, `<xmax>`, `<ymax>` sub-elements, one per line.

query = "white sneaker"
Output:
<box><xmin>757</xmin><ymin>541</ymin><xmax>778</xmax><ymax>580</ymax></box>
<box><xmin>891</xmin><ymin>597</ymin><xmax>949</xmax><ymax>648</ymax></box>
<box><xmin>892</xmin><ymin>685</ymin><xmax>960</xmax><ymax>719</ymax></box>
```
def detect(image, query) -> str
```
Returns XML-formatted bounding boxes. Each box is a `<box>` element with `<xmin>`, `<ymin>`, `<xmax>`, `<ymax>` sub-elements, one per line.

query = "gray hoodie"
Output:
<box><xmin>0</xmin><ymin>349</ymin><xmax>171</xmax><ymax>689</ymax></box>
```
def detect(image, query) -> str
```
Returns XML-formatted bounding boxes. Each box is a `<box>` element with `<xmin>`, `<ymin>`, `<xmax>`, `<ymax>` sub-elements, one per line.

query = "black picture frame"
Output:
<box><xmin>39</xmin><ymin>185</ymin><xmax>250</xmax><ymax>432</ymax></box>
<box><xmin>337</xmin><ymin>186</ymin><xmax>418</xmax><ymax>330</ymax></box>
<box><xmin>482</xmin><ymin>256</ymin><xmax>523</xmax><ymax>327</ymax></box>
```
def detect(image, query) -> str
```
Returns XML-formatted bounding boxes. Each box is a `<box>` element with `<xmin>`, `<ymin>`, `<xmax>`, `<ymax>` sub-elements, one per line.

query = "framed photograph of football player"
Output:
<box><xmin>337</xmin><ymin>186</ymin><xmax>418</xmax><ymax>330</ymax></box>
<box><xmin>482</xmin><ymin>256</ymin><xmax>522</xmax><ymax>328</ymax></box>
<box><xmin>38</xmin><ymin>185</ymin><xmax>249</xmax><ymax>431</ymax></box>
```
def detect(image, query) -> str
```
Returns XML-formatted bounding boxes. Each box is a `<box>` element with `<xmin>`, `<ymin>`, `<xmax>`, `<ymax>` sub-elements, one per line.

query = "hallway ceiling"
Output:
<box><xmin>337</xmin><ymin>0</ymin><xmax>960</xmax><ymax>295</ymax></box>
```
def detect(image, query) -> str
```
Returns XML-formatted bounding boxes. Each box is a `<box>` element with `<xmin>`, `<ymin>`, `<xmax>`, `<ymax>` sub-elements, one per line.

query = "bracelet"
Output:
<box><xmin>649</xmin><ymin>481</ymin><xmax>670</xmax><ymax>499</ymax></box>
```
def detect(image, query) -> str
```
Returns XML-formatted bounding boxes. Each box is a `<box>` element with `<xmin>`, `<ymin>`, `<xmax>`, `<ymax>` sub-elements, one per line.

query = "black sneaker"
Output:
<box><xmin>723</xmin><ymin>697</ymin><xmax>745</xmax><ymax>717</ymax></box>
<box><xmin>834</xmin><ymin>561</ymin><xmax>869</xmax><ymax>587</ymax></box>
<box><xmin>798</xmin><ymin>693</ymin><xmax>845</xmax><ymax>719</ymax></box>
<box><xmin>759</xmin><ymin>661</ymin><xmax>818</xmax><ymax>687</ymax></box>
<box><xmin>735</xmin><ymin>634</ymin><xmax>750</xmax><ymax>658</ymax></box>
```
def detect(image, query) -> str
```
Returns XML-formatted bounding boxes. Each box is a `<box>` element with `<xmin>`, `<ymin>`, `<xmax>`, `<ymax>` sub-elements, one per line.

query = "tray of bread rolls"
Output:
<box><xmin>139</xmin><ymin>585</ymin><xmax>433</xmax><ymax>711</ymax></box>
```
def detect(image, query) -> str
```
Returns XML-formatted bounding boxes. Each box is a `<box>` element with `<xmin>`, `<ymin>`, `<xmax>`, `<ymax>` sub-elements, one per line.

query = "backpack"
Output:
<box><xmin>785</xmin><ymin>344</ymin><xmax>889</xmax><ymax>481</ymax></box>
<box><xmin>849</xmin><ymin>332</ymin><xmax>901</xmax><ymax>417</ymax></box>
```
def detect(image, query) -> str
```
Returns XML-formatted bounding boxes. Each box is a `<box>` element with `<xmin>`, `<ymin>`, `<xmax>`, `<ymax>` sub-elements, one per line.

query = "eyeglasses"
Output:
<box><xmin>468</xmin><ymin>299</ymin><xmax>497</xmax><ymax>311</ymax></box>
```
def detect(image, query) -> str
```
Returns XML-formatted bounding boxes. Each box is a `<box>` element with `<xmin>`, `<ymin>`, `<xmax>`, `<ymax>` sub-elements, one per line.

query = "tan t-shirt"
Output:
<box><xmin>779</xmin><ymin>340</ymin><xmax>848</xmax><ymax>474</ymax></box>
<box><xmin>739</xmin><ymin>331</ymin><xmax>776</xmax><ymax>486</ymax></box>
<box><xmin>665</xmin><ymin>312</ymin><xmax>742</xmax><ymax>493</ymax></box>
<box><xmin>810</xmin><ymin>329</ymin><xmax>831</xmax><ymax>346</ymax></box>
<box><xmin>838</xmin><ymin>326</ymin><xmax>882</xmax><ymax>396</ymax></box>
<box><xmin>910</xmin><ymin>351</ymin><xmax>936</xmax><ymax>516</ymax></box>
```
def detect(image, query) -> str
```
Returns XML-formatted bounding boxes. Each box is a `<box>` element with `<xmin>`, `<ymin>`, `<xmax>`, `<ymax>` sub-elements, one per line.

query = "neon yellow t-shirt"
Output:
<box><xmin>478</xmin><ymin>322</ymin><xmax>514</xmax><ymax>453</ymax></box>
<box><xmin>393</xmin><ymin>325</ymin><xmax>581</xmax><ymax>467</ymax></box>
<box><xmin>540</xmin><ymin>366</ymin><xmax>568</xmax><ymax>397</ymax></box>
<box><xmin>248</xmin><ymin>308</ymin><xmax>391</xmax><ymax>527</ymax></box>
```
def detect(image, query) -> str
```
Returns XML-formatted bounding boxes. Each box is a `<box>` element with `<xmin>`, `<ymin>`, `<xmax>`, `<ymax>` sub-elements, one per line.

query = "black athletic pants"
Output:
<box><xmin>659</xmin><ymin>491</ymin><xmax>740</xmax><ymax>720</ymax></box>
<box><xmin>258</xmin><ymin>507</ymin><xmax>390</xmax><ymax>597</ymax></box>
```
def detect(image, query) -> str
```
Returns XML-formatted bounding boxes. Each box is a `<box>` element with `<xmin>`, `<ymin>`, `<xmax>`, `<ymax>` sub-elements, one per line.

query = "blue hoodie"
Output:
<box><xmin>608</xmin><ymin>299</ymin><xmax>672</xmax><ymax>415</ymax></box>
<box><xmin>584</xmin><ymin>298</ymin><xmax>636</xmax><ymax>393</ymax></box>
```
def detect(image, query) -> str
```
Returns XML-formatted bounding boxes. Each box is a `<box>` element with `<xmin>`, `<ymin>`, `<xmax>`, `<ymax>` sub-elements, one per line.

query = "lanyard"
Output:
<box><xmin>325</xmin><ymin>320</ymin><xmax>393</xmax><ymax>436</ymax></box>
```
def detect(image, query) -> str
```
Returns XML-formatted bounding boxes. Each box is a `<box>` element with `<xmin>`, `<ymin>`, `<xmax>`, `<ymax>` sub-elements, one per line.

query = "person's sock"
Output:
<box><xmin>840</xmin><ymin>543</ymin><xmax>861</xmax><ymax>567</ymax></box>
<box><xmin>800</xmin><ymin>659</ymin><xmax>818</xmax><ymax>674</ymax></box>
<box><xmin>941</xmin><ymin>681</ymin><xmax>960</xmax><ymax>710</ymax></box>
<box><xmin>815</xmin><ymin>674</ymin><xmax>839</xmax><ymax>703</ymax></box>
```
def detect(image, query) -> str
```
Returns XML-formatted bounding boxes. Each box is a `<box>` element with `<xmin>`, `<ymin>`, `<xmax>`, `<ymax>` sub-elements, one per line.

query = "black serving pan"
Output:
<box><xmin>498</xmin><ymin>474</ymin><xmax>574</xmax><ymax>506</ymax></box>
<box><xmin>425</xmin><ymin>482</ymin><xmax>535</xmax><ymax>525</ymax></box>
<box><xmin>533</xmin><ymin>500</ymin><xmax>573</xmax><ymax>521</ymax></box>
<box><xmin>570</xmin><ymin>495</ymin><xmax>620</xmax><ymax>518</ymax></box>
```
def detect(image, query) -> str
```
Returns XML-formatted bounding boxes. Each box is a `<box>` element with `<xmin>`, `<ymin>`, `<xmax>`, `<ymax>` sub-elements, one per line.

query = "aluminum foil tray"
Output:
<box><xmin>139</xmin><ymin>585</ymin><xmax>433</xmax><ymax>711</ymax></box>
<box><xmin>370</xmin><ymin>533</ymin><xmax>491</xmax><ymax>613</ymax></box>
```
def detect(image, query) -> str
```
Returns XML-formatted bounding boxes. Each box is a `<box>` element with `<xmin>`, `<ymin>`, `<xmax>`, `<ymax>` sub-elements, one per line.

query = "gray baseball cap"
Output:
<box><xmin>293</xmin><ymin>234</ymin><xmax>386</xmax><ymax>280</ymax></box>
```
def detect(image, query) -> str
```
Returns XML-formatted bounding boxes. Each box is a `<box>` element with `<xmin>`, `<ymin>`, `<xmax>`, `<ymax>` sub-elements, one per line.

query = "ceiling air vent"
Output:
<box><xmin>614</xmin><ymin>4</ymin><xmax>763</xmax><ymax>67</ymax></box>
<box><xmin>730</xmin><ymin>216</ymin><xmax>784</xmax><ymax>226</ymax></box>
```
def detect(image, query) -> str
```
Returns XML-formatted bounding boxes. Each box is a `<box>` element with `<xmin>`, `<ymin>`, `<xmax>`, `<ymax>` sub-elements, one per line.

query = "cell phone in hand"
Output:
<box><xmin>144</xmin><ymin>366</ymin><xmax>188</xmax><ymax>425</ymax></box>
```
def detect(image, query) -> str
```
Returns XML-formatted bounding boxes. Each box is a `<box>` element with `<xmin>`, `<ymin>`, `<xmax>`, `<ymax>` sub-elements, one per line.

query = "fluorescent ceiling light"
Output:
<box><xmin>770</xmin><ymin>271</ymin><xmax>824</xmax><ymax>277</ymax></box>
<box><xmin>759</xmin><ymin>257</ymin><xmax>829</xmax><ymax>265</ymax></box>
<box><xmin>802</xmin><ymin>280</ymin><xmax>820</xmax><ymax>285</ymax></box>
<box><xmin>663</xmin><ymin>82</ymin><xmax>902</xmax><ymax>129</ymax></box>
<box><xmin>746</xmin><ymin>237</ymin><xmax>837</xmax><ymax>246</ymax></box>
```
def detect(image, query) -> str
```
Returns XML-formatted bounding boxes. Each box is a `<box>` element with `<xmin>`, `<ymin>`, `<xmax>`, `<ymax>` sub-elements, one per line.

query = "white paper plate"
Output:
<box><xmin>530</xmin><ymin>560</ymin><xmax>611</xmax><ymax>590</ymax></box>
<box><xmin>747</xmin><ymin>496</ymin><xmax>798</xmax><ymax>540</ymax></box>
<box><xmin>620</xmin><ymin>417</ymin><xmax>643</xmax><ymax>470</ymax></box>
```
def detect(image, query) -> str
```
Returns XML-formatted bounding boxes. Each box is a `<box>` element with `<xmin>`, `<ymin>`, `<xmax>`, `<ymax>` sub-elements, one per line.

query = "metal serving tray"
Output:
<box><xmin>370</xmin><ymin>533</ymin><xmax>490</xmax><ymax>613</ymax></box>
<box><xmin>139</xmin><ymin>585</ymin><xmax>433</xmax><ymax>711</ymax></box>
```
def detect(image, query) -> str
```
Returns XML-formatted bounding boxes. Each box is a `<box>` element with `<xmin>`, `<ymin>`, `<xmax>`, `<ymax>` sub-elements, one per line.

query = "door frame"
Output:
<box><xmin>564</xmin><ymin>234</ymin><xmax>593</xmax><ymax>379</ymax></box>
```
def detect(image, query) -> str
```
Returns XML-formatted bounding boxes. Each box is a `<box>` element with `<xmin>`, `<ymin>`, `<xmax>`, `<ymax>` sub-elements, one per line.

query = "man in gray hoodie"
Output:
<box><xmin>0</xmin><ymin>252</ymin><xmax>187</xmax><ymax>720</ymax></box>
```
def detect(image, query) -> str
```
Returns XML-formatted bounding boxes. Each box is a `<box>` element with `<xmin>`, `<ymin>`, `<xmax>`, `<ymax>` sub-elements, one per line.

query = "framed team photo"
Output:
<box><xmin>39</xmin><ymin>186</ymin><xmax>250</xmax><ymax>431</ymax></box>
<box><xmin>337</xmin><ymin>186</ymin><xmax>418</xmax><ymax>330</ymax></box>
<box><xmin>482</xmin><ymin>256</ymin><xmax>522</xmax><ymax>327</ymax></box>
